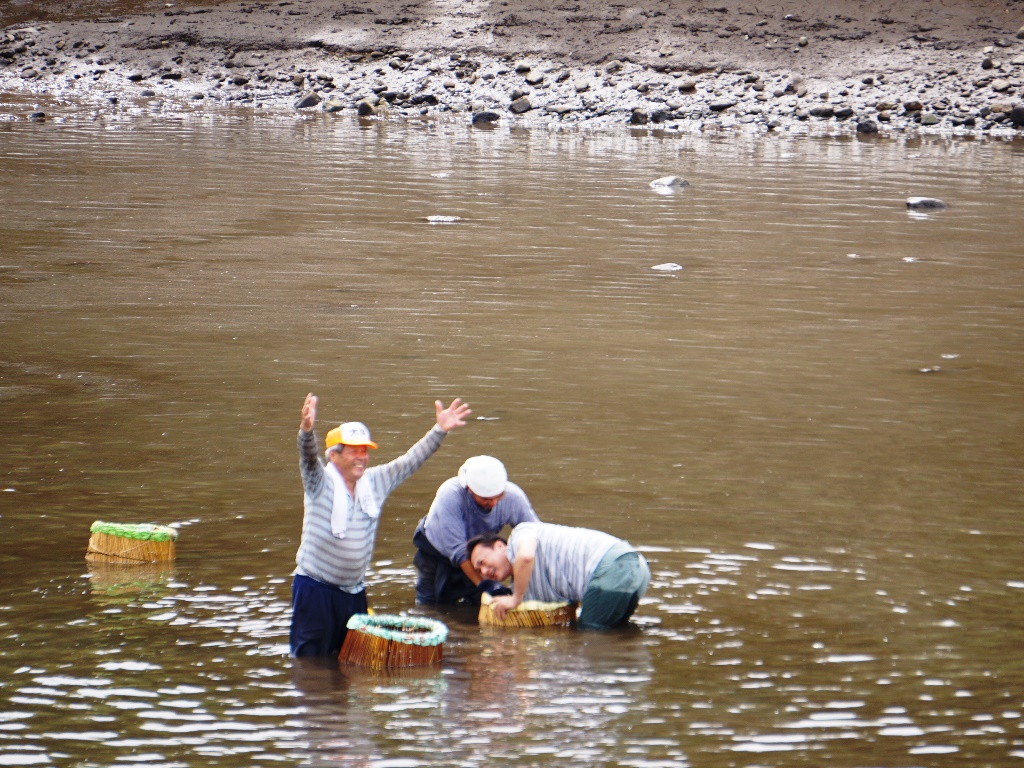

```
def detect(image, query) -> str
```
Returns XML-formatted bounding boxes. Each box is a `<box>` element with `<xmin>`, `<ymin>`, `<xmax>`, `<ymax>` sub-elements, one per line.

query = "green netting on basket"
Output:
<box><xmin>90</xmin><ymin>521</ymin><xmax>178</xmax><ymax>542</ymax></box>
<box><xmin>346</xmin><ymin>614</ymin><xmax>448</xmax><ymax>646</ymax></box>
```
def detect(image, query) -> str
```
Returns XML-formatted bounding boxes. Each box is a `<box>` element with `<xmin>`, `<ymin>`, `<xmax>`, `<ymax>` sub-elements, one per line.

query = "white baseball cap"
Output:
<box><xmin>458</xmin><ymin>455</ymin><xmax>508</xmax><ymax>498</ymax></box>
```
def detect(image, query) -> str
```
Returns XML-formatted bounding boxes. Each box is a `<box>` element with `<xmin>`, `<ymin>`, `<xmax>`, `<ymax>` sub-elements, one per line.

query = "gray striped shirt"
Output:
<box><xmin>295</xmin><ymin>426</ymin><xmax>446</xmax><ymax>591</ymax></box>
<box><xmin>507</xmin><ymin>522</ymin><xmax>621</xmax><ymax>603</ymax></box>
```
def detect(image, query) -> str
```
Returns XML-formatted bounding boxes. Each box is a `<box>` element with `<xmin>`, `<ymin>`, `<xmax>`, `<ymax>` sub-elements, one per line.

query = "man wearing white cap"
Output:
<box><xmin>413</xmin><ymin>455</ymin><xmax>540</xmax><ymax>604</ymax></box>
<box><xmin>291</xmin><ymin>392</ymin><xmax>471</xmax><ymax>657</ymax></box>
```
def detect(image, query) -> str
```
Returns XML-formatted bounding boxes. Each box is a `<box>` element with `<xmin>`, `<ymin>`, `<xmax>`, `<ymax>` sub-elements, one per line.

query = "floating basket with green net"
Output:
<box><xmin>86</xmin><ymin>520</ymin><xmax>178</xmax><ymax>564</ymax></box>
<box><xmin>339</xmin><ymin>614</ymin><xmax>447</xmax><ymax>669</ymax></box>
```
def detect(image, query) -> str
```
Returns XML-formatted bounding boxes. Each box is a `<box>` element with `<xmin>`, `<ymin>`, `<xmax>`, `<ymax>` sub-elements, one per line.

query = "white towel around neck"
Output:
<box><xmin>324</xmin><ymin>461</ymin><xmax>380</xmax><ymax>539</ymax></box>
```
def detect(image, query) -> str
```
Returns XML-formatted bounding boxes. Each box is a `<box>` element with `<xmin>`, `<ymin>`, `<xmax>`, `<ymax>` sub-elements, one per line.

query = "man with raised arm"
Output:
<box><xmin>291</xmin><ymin>392</ymin><xmax>471</xmax><ymax>657</ymax></box>
<box><xmin>466</xmin><ymin>522</ymin><xmax>650</xmax><ymax>630</ymax></box>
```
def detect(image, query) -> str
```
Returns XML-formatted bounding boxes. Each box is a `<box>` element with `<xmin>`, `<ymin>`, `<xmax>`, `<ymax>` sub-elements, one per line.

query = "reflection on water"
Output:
<box><xmin>1</xmin><ymin>107</ymin><xmax>1023</xmax><ymax>766</ymax></box>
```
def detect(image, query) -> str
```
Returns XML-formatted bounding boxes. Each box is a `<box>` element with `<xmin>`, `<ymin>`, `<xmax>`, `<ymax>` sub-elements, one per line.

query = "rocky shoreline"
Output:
<box><xmin>2</xmin><ymin>0</ymin><xmax>1024</xmax><ymax>137</ymax></box>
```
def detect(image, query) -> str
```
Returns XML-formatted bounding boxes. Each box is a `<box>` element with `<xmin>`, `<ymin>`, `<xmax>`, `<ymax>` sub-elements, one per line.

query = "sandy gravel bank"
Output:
<box><xmin>2</xmin><ymin>0</ymin><xmax>1023</xmax><ymax>136</ymax></box>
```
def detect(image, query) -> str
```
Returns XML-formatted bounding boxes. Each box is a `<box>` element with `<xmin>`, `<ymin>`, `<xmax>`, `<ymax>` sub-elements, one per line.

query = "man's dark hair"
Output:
<box><xmin>466</xmin><ymin>531</ymin><xmax>507</xmax><ymax>561</ymax></box>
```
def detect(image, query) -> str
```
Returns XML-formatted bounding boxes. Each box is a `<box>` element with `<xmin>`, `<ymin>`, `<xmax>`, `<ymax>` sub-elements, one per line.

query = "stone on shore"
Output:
<box><xmin>472</xmin><ymin>110</ymin><xmax>500</xmax><ymax>124</ymax></box>
<box><xmin>510</xmin><ymin>97</ymin><xmax>532</xmax><ymax>114</ymax></box>
<box><xmin>294</xmin><ymin>91</ymin><xmax>321</xmax><ymax>109</ymax></box>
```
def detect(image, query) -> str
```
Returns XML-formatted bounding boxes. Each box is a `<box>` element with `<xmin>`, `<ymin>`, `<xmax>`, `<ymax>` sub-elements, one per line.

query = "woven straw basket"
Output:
<box><xmin>339</xmin><ymin>614</ymin><xmax>448</xmax><ymax>670</ymax></box>
<box><xmin>478</xmin><ymin>592</ymin><xmax>577</xmax><ymax>628</ymax></box>
<box><xmin>85</xmin><ymin>521</ymin><xmax>177</xmax><ymax>564</ymax></box>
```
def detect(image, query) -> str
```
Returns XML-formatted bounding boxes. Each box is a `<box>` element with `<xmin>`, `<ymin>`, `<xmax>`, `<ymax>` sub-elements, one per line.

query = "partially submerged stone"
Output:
<box><xmin>906</xmin><ymin>197</ymin><xmax>947</xmax><ymax>210</ymax></box>
<box><xmin>650</xmin><ymin>176</ymin><xmax>689</xmax><ymax>189</ymax></box>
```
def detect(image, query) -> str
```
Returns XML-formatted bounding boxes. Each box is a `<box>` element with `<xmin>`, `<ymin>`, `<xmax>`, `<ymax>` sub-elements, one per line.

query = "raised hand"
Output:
<box><xmin>435</xmin><ymin>397</ymin><xmax>471</xmax><ymax>432</ymax></box>
<box><xmin>301</xmin><ymin>393</ymin><xmax>318</xmax><ymax>432</ymax></box>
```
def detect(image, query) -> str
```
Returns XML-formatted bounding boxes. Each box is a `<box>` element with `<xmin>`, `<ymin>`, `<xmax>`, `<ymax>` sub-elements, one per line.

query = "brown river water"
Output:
<box><xmin>1</xmin><ymin>95</ymin><xmax>1023</xmax><ymax>766</ymax></box>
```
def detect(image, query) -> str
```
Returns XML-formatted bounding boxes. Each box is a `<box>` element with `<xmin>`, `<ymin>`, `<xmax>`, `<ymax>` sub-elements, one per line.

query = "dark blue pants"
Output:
<box><xmin>413</xmin><ymin>527</ymin><xmax>477</xmax><ymax>604</ymax></box>
<box><xmin>290</xmin><ymin>574</ymin><xmax>368</xmax><ymax>658</ymax></box>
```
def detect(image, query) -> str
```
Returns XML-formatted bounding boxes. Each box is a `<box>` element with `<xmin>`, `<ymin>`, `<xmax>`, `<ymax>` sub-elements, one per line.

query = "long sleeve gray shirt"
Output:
<box><xmin>295</xmin><ymin>425</ymin><xmax>446</xmax><ymax>591</ymax></box>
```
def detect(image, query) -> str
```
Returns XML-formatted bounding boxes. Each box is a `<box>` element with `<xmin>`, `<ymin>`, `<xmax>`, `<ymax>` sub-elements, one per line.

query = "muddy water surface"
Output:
<box><xmin>1</xmin><ymin>103</ymin><xmax>1023</xmax><ymax>766</ymax></box>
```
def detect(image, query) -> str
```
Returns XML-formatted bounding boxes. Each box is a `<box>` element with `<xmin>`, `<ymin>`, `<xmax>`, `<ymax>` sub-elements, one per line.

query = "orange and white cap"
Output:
<box><xmin>325</xmin><ymin>422</ymin><xmax>378</xmax><ymax>451</ymax></box>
